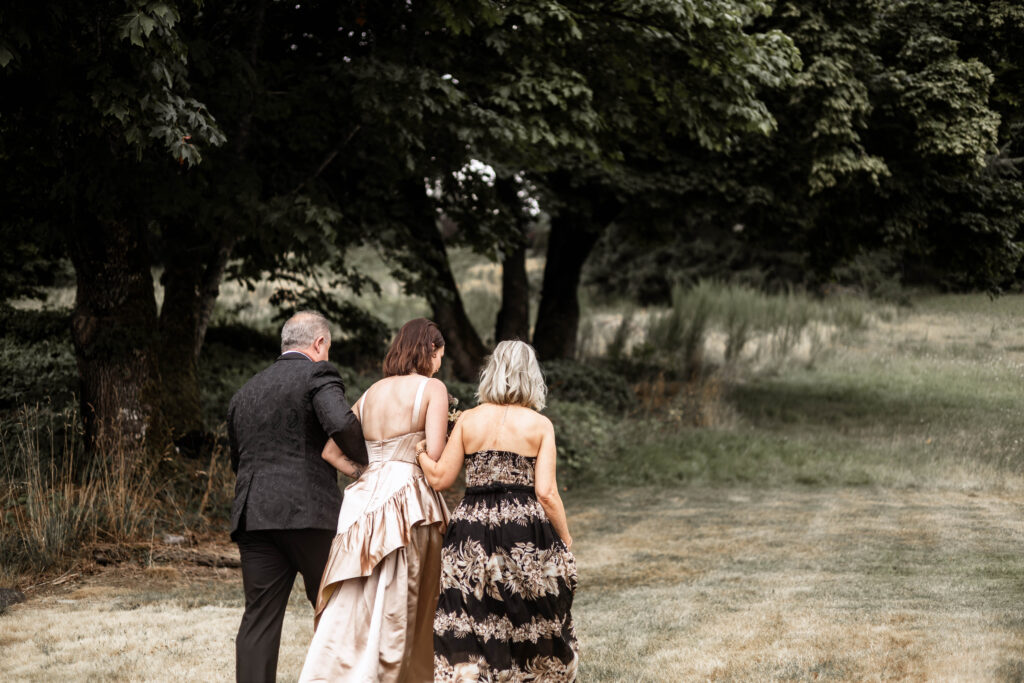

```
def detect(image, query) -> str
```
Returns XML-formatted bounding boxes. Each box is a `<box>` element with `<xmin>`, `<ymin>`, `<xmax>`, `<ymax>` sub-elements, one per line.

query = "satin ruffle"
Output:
<box><xmin>314</xmin><ymin>473</ymin><xmax>450</xmax><ymax>623</ymax></box>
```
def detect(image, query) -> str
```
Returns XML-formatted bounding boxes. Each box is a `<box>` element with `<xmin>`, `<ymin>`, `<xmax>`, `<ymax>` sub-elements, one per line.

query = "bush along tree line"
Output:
<box><xmin>2</xmin><ymin>0</ymin><xmax>1023</xmax><ymax>454</ymax></box>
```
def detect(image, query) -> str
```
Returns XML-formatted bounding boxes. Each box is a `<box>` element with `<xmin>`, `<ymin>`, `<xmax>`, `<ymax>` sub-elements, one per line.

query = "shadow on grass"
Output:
<box><xmin>729</xmin><ymin>377</ymin><xmax>976</xmax><ymax>435</ymax></box>
<box><xmin>581</xmin><ymin>427</ymin><xmax>876</xmax><ymax>489</ymax></box>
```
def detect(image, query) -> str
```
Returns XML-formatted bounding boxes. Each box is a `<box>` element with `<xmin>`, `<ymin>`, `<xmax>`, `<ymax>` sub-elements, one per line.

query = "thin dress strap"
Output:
<box><xmin>356</xmin><ymin>390</ymin><xmax>368</xmax><ymax>423</ymax></box>
<box><xmin>411</xmin><ymin>377</ymin><xmax>429</xmax><ymax>430</ymax></box>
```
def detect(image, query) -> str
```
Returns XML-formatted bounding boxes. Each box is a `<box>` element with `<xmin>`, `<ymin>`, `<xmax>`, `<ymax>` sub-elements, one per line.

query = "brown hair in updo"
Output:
<box><xmin>382</xmin><ymin>318</ymin><xmax>445</xmax><ymax>377</ymax></box>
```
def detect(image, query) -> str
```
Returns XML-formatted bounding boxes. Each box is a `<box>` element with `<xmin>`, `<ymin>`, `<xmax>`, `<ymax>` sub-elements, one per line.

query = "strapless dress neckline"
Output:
<box><xmin>466</xmin><ymin>449</ymin><xmax>534</xmax><ymax>459</ymax></box>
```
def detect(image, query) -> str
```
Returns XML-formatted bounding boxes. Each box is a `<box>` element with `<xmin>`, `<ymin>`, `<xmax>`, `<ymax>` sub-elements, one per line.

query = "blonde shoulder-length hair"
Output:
<box><xmin>476</xmin><ymin>340</ymin><xmax>547</xmax><ymax>411</ymax></box>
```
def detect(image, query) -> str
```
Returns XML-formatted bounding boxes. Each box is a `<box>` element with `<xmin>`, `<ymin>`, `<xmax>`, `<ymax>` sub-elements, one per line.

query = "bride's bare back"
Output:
<box><xmin>356</xmin><ymin>374</ymin><xmax>449</xmax><ymax>456</ymax></box>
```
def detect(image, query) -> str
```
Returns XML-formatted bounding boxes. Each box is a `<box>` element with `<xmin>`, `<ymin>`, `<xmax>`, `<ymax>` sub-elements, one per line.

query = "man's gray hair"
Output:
<box><xmin>280</xmin><ymin>310</ymin><xmax>332</xmax><ymax>352</ymax></box>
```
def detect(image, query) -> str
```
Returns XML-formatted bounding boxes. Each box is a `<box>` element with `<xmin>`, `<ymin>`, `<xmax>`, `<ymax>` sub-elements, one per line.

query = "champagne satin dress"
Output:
<box><xmin>300</xmin><ymin>379</ymin><xmax>450</xmax><ymax>682</ymax></box>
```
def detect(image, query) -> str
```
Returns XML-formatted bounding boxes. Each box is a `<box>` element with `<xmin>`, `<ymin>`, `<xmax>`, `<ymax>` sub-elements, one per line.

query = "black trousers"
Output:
<box><xmin>234</xmin><ymin>527</ymin><xmax>335</xmax><ymax>683</ymax></box>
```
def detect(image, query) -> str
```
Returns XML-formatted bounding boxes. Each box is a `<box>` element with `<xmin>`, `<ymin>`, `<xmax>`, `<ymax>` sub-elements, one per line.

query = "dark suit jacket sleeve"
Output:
<box><xmin>227</xmin><ymin>399</ymin><xmax>240</xmax><ymax>474</ymax></box>
<box><xmin>309</xmin><ymin>362</ymin><xmax>369</xmax><ymax>465</ymax></box>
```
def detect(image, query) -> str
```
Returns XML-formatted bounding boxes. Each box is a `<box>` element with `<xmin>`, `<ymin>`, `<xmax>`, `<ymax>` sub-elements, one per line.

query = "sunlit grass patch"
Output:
<box><xmin>0</xmin><ymin>569</ymin><xmax>316</xmax><ymax>681</ymax></box>
<box><xmin>568</xmin><ymin>487</ymin><xmax>1024</xmax><ymax>682</ymax></box>
<box><xmin>582</xmin><ymin>294</ymin><xmax>1024</xmax><ymax>492</ymax></box>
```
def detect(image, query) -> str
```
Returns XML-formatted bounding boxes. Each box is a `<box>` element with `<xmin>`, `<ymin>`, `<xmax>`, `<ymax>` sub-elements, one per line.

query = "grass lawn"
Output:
<box><xmin>4</xmin><ymin>293</ymin><xmax>1024</xmax><ymax>681</ymax></box>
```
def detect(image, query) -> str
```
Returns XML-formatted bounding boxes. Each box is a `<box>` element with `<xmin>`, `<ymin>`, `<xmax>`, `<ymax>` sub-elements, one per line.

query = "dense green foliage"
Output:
<box><xmin>543</xmin><ymin>360</ymin><xmax>635</xmax><ymax>413</ymax></box>
<box><xmin>3</xmin><ymin>1</ymin><xmax>1024</xmax><ymax>445</ymax></box>
<box><xmin>587</xmin><ymin>0</ymin><xmax>1024</xmax><ymax>301</ymax></box>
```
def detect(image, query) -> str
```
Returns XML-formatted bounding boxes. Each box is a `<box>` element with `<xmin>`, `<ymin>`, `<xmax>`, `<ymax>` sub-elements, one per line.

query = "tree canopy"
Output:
<box><xmin>2</xmin><ymin>0</ymin><xmax>1022</xmax><ymax>448</ymax></box>
<box><xmin>587</xmin><ymin>0</ymin><xmax>1024</xmax><ymax>302</ymax></box>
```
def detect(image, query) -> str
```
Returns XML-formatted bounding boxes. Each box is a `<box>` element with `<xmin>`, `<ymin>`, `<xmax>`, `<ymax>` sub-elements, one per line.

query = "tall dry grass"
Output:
<box><xmin>0</xmin><ymin>404</ymin><xmax>157</xmax><ymax>584</ymax></box>
<box><xmin>1</xmin><ymin>405</ymin><xmax>94</xmax><ymax>581</ymax></box>
<box><xmin>589</xmin><ymin>280</ymin><xmax>885</xmax><ymax>374</ymax></box>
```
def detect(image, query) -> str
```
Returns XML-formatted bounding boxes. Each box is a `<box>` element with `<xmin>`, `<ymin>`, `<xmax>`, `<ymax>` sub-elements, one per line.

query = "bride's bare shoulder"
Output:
<box><xmin>360</xmin><ymin>377</ymin><xmax>387</xmax><ymax>394</ymax></box>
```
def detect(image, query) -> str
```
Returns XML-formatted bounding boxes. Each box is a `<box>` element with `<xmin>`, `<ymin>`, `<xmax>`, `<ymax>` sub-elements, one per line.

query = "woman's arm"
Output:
<box><xmin>422</xmin><ymin>378</ymin><xmax>449</xmax><ymax>461</ymax></box>
<box><xmin>417</xmin><ymin>413</ymin><xmax>466</xmax><ymax>490</ymax></box>
<box><xmin>322</xmin><ymin>438</ymin><xmax>365</xmax><ymax>479</ymax></box>
<box><xmin>534</xmin><ymin>418</ymin><xmax>572</xmax><ymax>548</ymax></box>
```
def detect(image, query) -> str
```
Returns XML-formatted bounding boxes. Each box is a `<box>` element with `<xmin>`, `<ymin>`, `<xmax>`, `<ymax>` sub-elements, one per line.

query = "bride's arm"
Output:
<box><xmin>417</xmin><ymin>414</ymin><xmax>465</xmax><ymax>490</ymax></box>
<box><xmin>322</xmin><ymin>438</ymin><xmax>365</xmax><ymax>479</ymax></box>
<box><xmin>422</xmin><ymin>378</ymin><xmax>449</xmax><ymax>461</ymax></box>
<box><xmin>534</xmin><ymin>418</ymin><xmax>572</xmax><ymax>548</ymax></box>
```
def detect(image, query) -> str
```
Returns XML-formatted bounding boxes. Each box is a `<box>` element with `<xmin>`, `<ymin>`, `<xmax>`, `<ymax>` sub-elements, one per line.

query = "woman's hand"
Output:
<box><xmin>415</xmin><ymin>439</ymin><xmax>427</xmax><ymax>455</ymax></box>
<box><xmin>563</xmin><ymin>536</ymin><xmax>573</xmax><ymax>550</ymax></box>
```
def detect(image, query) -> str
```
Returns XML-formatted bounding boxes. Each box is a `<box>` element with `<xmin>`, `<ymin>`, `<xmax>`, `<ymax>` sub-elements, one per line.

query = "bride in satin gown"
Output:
<box><xmin>299</xmin><ymin>318</ymin><xmax>451</xmax><ymax>682</ymax></box>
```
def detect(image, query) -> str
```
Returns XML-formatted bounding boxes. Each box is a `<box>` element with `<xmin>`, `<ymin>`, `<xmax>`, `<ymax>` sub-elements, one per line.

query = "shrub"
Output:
<box><xmin>829</xmin><ymin>249</ymin><xmax>909</xmax><ymax>304</ymax></box>
<box><xmin>0</xmin><ymin>306</ymin><xmax>71</xmax><ymax>342</ymax></box>
<box><xmin>204</xmin><ymin>323</ymin><xmax>279</xmax><ymax>355</ymax></box>
<box><xmin>0</xmin><ymin>337</ymin><xmax>78</xmax><ymax>415</ymax></box>
<box><xmin>542</xmin><ymin>360</ymin><xmax>634</xmax><ymax>414</ymax></box>
<box><xmin>605</xmin><ymin>310</ymin><xmax>635</xmax><ymax>361</ymax></box>
<box><xmin>0</xmin><ymin>308</ymin><xmax>77</xmax><ymax>422</ymax></box>
<box><xmin>638</xmin><ymin>282</ymin><xmax>714</xmax><ymax>376</ymax></box>
<box><xmin>544</xmin><ymin>399</ymin><xmax>619</xmax><ymax>481</ymax></box>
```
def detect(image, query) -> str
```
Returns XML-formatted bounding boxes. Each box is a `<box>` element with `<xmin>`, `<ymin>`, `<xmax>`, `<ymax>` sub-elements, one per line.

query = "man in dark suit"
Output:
<box><xmin>228</xmin><ymin>310</ymin><xmax>368</xmax><ymax>682</ymax></box>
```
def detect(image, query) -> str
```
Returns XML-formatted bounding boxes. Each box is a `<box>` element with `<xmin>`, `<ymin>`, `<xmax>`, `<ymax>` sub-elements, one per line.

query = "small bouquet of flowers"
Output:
<box><xmin>447</xmin><ymin>393</ymin><xmax>462</xmax><ymax>436</ymax></box>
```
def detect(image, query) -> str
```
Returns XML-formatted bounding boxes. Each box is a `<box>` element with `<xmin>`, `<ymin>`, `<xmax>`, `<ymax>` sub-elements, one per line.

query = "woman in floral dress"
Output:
<box><xmin>416</xmin><ymin>340</ymin><xmax>578</xmax><ymax>681</ymax></box>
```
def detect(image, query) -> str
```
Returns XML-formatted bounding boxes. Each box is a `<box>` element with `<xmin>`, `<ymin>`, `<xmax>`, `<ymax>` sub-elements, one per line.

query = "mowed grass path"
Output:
<box><xmin>572</xmin><ymin>486</ymin><xmax>1024</xmax><ymax>681</ymax></box>
<box><xmin>4</xmin><ymin>294</ymin><xmax>1024</xmax><ymax>681</ymax></box>
<box><xmin>2</xmin><ymin>487</ymin><xmax>1022</xmax><ymax>681</ymax></box>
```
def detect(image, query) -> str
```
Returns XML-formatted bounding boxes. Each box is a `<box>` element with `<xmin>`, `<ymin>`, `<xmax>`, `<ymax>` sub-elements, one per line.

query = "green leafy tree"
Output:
<box><xmin>1</xmin><ymin>1</ymin><xmax>224</xmax><ymax>447</ymax></box>
<box><xmin>524</xmin><ymin>0</ymin><xmax>801</xmax><ymax>359</ymax></box>
<box><xmin>587</xmin><ymin>0</ymin><xmax>1024</xmax><ymax>301</ymax></box>
<box><xmin>0</xmin><ymin>1</ymin><xmax>608</xmax><ymax>441</ymax></box>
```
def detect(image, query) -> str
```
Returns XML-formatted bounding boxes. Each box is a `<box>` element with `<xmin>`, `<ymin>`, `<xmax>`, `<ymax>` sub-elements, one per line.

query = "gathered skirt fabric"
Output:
<box><xmin>433</xmin><ymin>484</ymin><xmax>578</xmax><ymax>682</ymax></box>
<box><xmin>300</xmin><ymin>432</ymin><xmax>449</xmax><ymax>683</ymax></box>
<box><xmin>300</xmin><ymin>524</ymin><xmax>442</xmax><ymax>682</ymax></box>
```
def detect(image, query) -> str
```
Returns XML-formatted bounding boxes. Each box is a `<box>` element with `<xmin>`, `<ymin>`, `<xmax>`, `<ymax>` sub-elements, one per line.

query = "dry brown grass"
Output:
<box><xmin>6</xmin><ymin>293</ymin><xmax>1024</xmax><ymax>680</ymax></box>
<box><xmin>2</xmin><ymin>486</ymin><xmax>1023</xmax><ymax>681</ymax></box>
<box><xmin>569</xmin><ymin>486</ymin><xmax>1024</xmax><ymax>681</ymax></box>
<box><xmin>0</xmin><ymin>565</ymin><xmax>314</xmax><ymax>681</ymax></box>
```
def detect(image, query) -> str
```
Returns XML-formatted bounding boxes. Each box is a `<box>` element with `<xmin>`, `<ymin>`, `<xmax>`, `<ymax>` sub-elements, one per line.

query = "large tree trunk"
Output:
<box><xmin>531</xmin><ymin>213</ymin><xmax>603</xmax><ymax>360</ymax></box>
<box><xmin>494</xmin><ymin>177</ymin><xmax>530</xmax><ymax>342</ymax></box>
<box><xmin>496</xmin><ymin>244</ymin><xmax>530</xmax><ymax>342</ymax></box>
<box><xmin>155</xmin><ymin>1</ymin><xmax>260</xmax><ymax>441</ymax></box>
<box><xmin>69</xmin><ymin>217</ymin><xmax>163</xmax><ymax>451</ymax></box>
<box><xmin>402</xmin><ymin>182</ymin><xmax>487</xmax><ymax>381</ymax></box>
<box><xmin>158</xmin><ymin>235</ymin><xmax>234</xmax><ymax>438</ymax></box>
<box><xmin>532</xmin><ymin>177</ymin><xmax>621</xmax><ymax>360</ymax></box>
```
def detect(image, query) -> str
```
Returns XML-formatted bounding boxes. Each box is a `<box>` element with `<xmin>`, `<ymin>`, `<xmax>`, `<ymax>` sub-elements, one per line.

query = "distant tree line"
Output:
<box><xmin>1</xmin><ymin>1</ymin><xmax>1021</xmax><ymax>449</ymax></box>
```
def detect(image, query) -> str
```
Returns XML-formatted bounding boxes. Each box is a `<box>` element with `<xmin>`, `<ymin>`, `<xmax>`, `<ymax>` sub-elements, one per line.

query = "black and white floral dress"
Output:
<box><xmin>434</xmin><ymin>450</ymin><xmax>579</xmax><ymax>682</ymax></box>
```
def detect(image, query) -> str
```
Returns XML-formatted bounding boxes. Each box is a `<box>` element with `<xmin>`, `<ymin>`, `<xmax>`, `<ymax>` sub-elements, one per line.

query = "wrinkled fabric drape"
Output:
<box><xmin>300</xmin><ymin>431</ymin><xmax>449</xmax><ymax>682</ymax></box>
